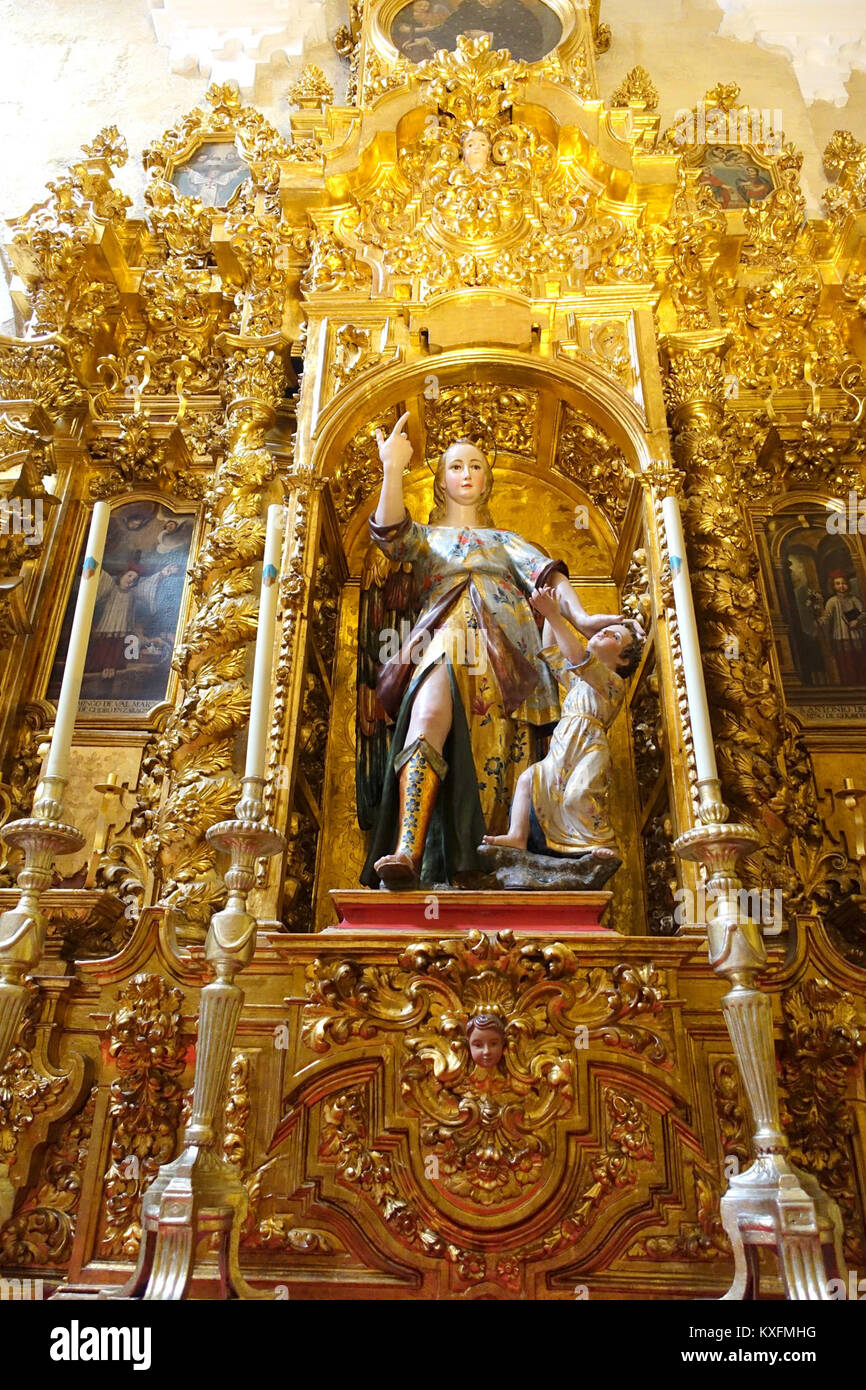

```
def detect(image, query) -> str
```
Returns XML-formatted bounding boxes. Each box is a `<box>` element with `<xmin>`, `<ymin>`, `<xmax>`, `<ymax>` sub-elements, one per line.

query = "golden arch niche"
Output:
<box><xmin>303</xmin><ymin>354</ymin><xmax>664</xmax><ymax>935</ymax></box>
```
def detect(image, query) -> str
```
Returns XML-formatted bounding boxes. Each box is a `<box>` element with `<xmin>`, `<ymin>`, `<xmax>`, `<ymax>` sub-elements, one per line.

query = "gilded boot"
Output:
<box><xmin>374</xmin><ymin>737</ymin><xmax>447</xmax><ymax>889</ymax></box>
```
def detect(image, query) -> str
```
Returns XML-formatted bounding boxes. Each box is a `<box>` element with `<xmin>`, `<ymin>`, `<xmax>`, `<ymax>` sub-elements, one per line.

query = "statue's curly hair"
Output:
<box><xmin>616</xmin><ymin>618</ymin><xmax>646</xmax><ymax>678</ymax></box>
<box><xmin>465</xmin><ymin>1011</ymin><xmax>506</xmax><ymax>1039</ymax></box>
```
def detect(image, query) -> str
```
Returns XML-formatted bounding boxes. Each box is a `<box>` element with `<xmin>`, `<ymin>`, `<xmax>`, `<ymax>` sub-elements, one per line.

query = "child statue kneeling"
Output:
<box><xmin>484</xmin><ymin>586</ymin><xmax>645</xmax><ymax>862</ymax></box>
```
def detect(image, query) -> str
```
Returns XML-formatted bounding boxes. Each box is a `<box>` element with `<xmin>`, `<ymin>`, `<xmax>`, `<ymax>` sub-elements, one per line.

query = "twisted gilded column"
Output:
<box><xmin>662</xmin><ymin>335</ymin><xmax>844</xmax><ymax>1300</ymax></box>
<box><xmin>148</xmin><ymin>334</ymin><xmax>289</xmax><ymax>942</ymax></box>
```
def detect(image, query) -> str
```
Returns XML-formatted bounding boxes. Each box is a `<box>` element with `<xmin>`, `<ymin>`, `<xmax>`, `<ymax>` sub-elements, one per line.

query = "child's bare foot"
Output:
<box><xmin>483</xmin><ymin>832</ymin><xmax>528</xmax><ymax>849</ymax></box>
<box><xmin>591</xmin><ymin>847</ymin><xmax>617</xmax><ymax>859</ymax></box>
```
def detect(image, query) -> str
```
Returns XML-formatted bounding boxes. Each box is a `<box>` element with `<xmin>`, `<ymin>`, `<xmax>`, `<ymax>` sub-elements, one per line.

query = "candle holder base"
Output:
<box><xmin>674</xmin><ymin>819</ymin><xmax>761</xmax><ymax>874</ymax></box>
<box><xmin>720</xmin><ymin>1152</ymin><xmax>845</xmax><ymax>1301</ymax></box>
<box><xmin>117</xmin><ymin>1145</ymin><xmax>268</xmax><ymax>1302</ymax></box>
<box><xmin>0</xmin><ymin>814</ymin><xmax>86</xmax><ymax>1069</ymax></box>
<box><xmin>0</xmin><ymin>815</ymin><xmax>86</xmax><ymax>860</ymax></box>
<box><xmin>122</xmin><ymin>807</ymin><xmax>285</xmax><ymax>1301</ymax></box>
<box><xmin>674</xmin><ymin>814</ymin><xmax>845</xmax><ymax>1300</ymax></box>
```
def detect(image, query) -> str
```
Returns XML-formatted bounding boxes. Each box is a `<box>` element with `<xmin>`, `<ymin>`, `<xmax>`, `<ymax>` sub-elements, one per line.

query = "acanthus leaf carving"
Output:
<box><xmin>304</xmin><ymin>932</ymin><xmax>669</xmax><ymax>1210</ymax></box>
<box><xmin>100</xmin><ymin>973</ymin><xmax>188</xmax><ymax>1259</ymax></box>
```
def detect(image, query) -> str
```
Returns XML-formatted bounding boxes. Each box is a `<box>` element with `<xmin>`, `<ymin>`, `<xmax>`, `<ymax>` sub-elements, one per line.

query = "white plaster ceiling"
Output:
<box><xmin>714</xmin><ymin>0</ymin><xmax>866</xmax><ymax>106</ymax></box>
<box><xmin>148</xmin><ymin>0</ymin><xmax>329</xmax><ymax>93</ymax></box>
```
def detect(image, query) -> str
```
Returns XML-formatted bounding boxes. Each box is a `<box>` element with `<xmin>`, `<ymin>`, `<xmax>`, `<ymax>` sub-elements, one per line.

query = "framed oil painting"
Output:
<box><xmin>389</xmin><ymin>0</ymin><xmax>561</xmax><ymax>63</ymax></box>
<box><xmin>758</xmin><ymin>507</ymin><xmax>866</xmax><ymax>721</ymax></box>
<box><xmin>171</xmin><ymin>141</ymin><xmax>248</xmax><ymax>209</ymax></box>
<box><xmin>696</xmin><ymin>146</ymin><xmax>774</xmax><ymax>209</ymax></box>
<box><xmin>46</xmin><ymin>500</ymin><xmax>196</xmax><ymax>720</ymax></box>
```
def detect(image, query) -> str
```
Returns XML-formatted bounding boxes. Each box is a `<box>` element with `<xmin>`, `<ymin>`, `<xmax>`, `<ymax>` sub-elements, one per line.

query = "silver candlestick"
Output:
<box><xmin>0</xmin><ymin>775</ymin><xmax>85</xmax><ymax>1068</ymax></box>
<box><xmin>676</xmin><ymin>803</ymin><xmax>845</xmax><ymax>1299</ymax></box>
<box><xmin>120</xmin><ymin>776</ymin><xmax>284</xmax><ymax>1301</ymax></box>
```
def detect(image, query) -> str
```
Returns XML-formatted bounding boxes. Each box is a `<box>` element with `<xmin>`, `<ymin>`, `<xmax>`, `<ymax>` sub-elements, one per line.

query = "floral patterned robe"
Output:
<box><xmin>369</xmin><ymin>513</ymin><xmax>566</xmax><ymax>835</ymax></box>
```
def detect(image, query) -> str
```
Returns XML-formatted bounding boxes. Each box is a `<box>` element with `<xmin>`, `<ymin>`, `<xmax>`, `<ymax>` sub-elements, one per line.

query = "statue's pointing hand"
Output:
<box><xmin>376</xmin><ymin>411</ymin><xmax>412</xmax><ymax>473</ymax></box>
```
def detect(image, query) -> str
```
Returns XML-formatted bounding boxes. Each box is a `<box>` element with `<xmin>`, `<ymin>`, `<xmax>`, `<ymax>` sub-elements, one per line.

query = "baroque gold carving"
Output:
<box><xmin>0</xmin><ymin>986</ymin><xmax>68</xmax><ymax>1178</ymax></box>
<box><xmin>302</xmin><ymin>226</ymin><xmax>369</xmax><ymax>296</ymax></box>
<box><xmin>7</xmin><ymin>128</ymin><xmax>129</xmax><ymax>351</ymax></box>
<box><xmin>235</xmin><ymin>1054</ymin><xmax>335</xmax><ymax>1255</ymax></box>
<box><xmin>554</xmin><ymin>408</ymin><xmax>632</xmax><ymax>528</ymax></box>
<box><xmin>629</xmin><ymin>1167</ymin><xmax>729</xmax><ymax>1262</ymax></box>
<box><xmin>353</xmin><ymin>37</ymin><xmax>649</xmax><ymax>296</ymax></box>
<box><xmin>288</xmin><ymin>65</ymin><xmax>334</xmax><ymax>109</ymax></box>
<box><xmin>424</xmin><ymin>382</ymin><xmax>538</xmax><ymax>463</ymax></box>
<box><xmin>334</xmin><ymin>1</ymin><xmax>363</xmax><ymax>106</ymax></box>
<box><xmin>223</xmin><ymin>1053</ymin><xmax>251</xmax><ymax>1169</ymax></box>
<box><xmin>100</xmin><ymin>973</ymin><xmax>187</xmax><ymax>1258</ymax></box>
<box><xmin>539</xmin><ymin>1088</ymin><xmax>653</xmax><ymax>1253</ymax></box>
<box><xmin>147</xmin><ymin>342</ymin><xmax>286</xmax><ymax>934</ymax></box>
<box><xmin>663</xmin><ymin>347</ymin><xmax>786</xmax><ymax>850</ymax></box>
<box><xmin>712</xmin><ymin>1057</ymin><xmax>750</xmax><ymax>1168</ymax></box>
<box><xmin>779</xmin><ymin>977</ymin><xmax>865</xmax><ymax>1262</ymax></box>
<box><xmin>823</xmin><ymin>130</ymin><xmax>866</xmax><ymax>221</ymax></box>
<box><xmin>631</xmin><ymin>672</ymin><xmax>663</xmax><ymax>790</ymax></box>
<box><xmin>654</xmin><ymin>175</ymin><xmax>726</xmax><ymax>331</ymax></box>
<box><xmin>0</xmin><ymin>338</ymin><xmax>85</xmax><ymax>416</ymax></box>
<box><xmin>88</xmin><ymin>416</ymin><xmax>207</xmax><ymax>501</ymax></box>
<box><xmin>330</xmin><ymin>408</ymin><xmax>398</xmax><ymax>525</ymax></box>
<box><xmin>642</xmin><ymin>806</ymin><xmax>678</xmax><ymax>935</ymax></box>
<box><xmin>0</xmin><ymin>1087</ymin><xmax>96</xmax><ymax>1270</ymax></box>
<box><xmin>610</xmin><ymin>67</ymin><xmax>659</xmax><ymax>109</ymax></box>
<box><xmin>304</xmin><ymin>932</ymin><xmax>670</xmax><ymax>1063</ymax></box>
<box><xmin>299</xmin><ymin>935</ymin><xmax>672</xmax><ymax>1283</ymax></box>
<box><xmin>143</xmin><ymin>82</ymin><xmax>290</xmax><ymax>180</ymax></box>
<box><xmin>3</xmin><ymin>0</ymin><xmax>866</xmax><ymax>1304</ymax></box>
<box><xmin>329</xmin><ymin>323</ymin><xmax>392</xmax><ymax>396</ymax></box>
<box><xmin>261</xmin><ymin>478</ymin><xmax>315</xmax><ymax>900</ymax></box>
<box><xmin>319</xmin><ymin>1087</ymin><xmax>483</xmax><ymax>1280</ymax></box>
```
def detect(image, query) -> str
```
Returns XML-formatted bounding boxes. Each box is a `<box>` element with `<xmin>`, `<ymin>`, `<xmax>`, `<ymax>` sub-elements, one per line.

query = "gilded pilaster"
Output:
<box><xmin>147</xmin><ymin>337</ymin><xmax>289</xmax><ymax>941</ymax></box>
<box><xmin>662</xmin><ymin>335</ymin><xmax>785</xmax><ymax>846</ymax></box>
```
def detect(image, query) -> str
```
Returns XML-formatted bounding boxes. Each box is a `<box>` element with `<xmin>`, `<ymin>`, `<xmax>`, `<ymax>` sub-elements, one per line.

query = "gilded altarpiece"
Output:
<box><xmin>0</xmin><ymin>2</ymin><xmax>864</xmax><ymax>1298</ymax></box>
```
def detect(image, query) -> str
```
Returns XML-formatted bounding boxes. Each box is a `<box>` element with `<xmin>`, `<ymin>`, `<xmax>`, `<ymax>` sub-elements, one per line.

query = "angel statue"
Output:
<box><xmin>357</xmin><ymin>412</ymin><xmax>622</xmax><ymax>890</ymax></box>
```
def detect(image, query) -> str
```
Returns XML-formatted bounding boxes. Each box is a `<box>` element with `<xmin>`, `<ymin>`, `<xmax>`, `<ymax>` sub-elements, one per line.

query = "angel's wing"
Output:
<box><xmin>356</xmin><ymin>543</ymin><xmax>415</xmax><ymax>831</ymax></box>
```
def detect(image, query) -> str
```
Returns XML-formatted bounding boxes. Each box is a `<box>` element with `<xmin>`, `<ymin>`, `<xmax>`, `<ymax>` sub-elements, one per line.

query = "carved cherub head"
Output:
<box><xmin>466</xmin><ymin>1012</ymin><xmax>506</xmax><ymax>1068</ymax></box>
<box><xmin>461</xmin><ymin>127</ymin><xmax>492</xmax><ymax>174</ymax></box>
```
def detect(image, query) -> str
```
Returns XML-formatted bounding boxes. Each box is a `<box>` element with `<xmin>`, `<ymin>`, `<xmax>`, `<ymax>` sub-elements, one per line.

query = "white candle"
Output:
<box><xmin>661</xmin><ymin>494</ymin><xmax>719</xmax><ymax>785</ymax></box>
<box><xmin>244</xmin><ymin>504</ymin><xmax>286</xmax><ymax>782</ymax></box>
<box><xmin>45</xmin><ymin>501</ymin><xmax>111</xmax><ymax>782</ymax></box>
